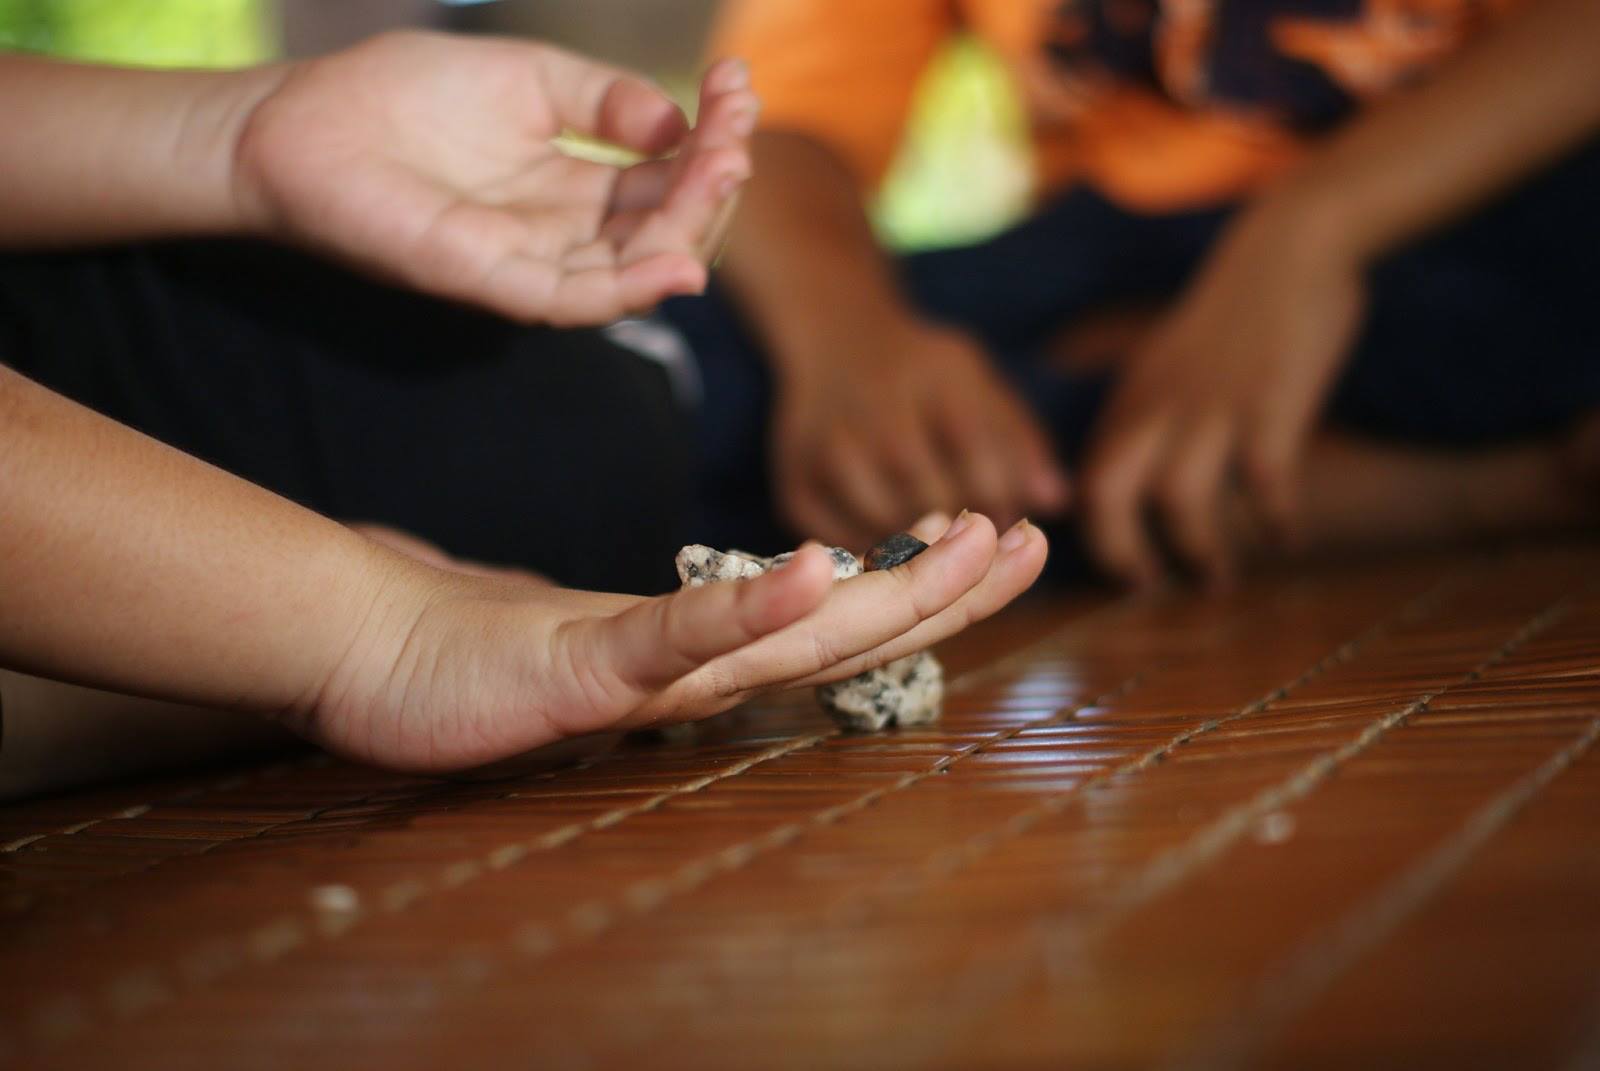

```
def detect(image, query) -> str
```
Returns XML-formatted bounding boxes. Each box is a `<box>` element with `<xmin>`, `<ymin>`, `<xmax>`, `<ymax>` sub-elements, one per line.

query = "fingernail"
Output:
<box><xmin>731</xmin><ymin>105</ymin><xmax>758</xmax><ymax>137</ymax></box>
<box><xmin>942</xmin><ymin>509</ymin><xmax>976</xmax><ymax>542</ymax></box>
<box><xmin>716</xmin><ymin>171</ymin><xmax>748</xmax><ymax>200</ymax></box>
<box><xmin>723</xmin><ymin>58</ymin><xmax>750</xmax><ymax>90</ymax></box>
<box><xmin>999</xmin><ymin>518</ymin><xmax>1032</xmax><ymax>554</ymax></box>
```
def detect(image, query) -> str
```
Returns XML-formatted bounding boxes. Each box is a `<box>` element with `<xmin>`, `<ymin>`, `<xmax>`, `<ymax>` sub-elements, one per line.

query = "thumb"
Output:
<box><xmin>564</xmin><ymin>544</ymin><xmax>836</xmax><ymax>702</ymax></box>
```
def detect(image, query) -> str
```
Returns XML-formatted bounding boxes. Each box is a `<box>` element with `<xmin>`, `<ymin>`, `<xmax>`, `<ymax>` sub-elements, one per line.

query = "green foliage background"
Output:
<box><xmin>874</xmin><ymin>36</ymin><xmax>1032</xmax><ymax>251</ymax></box>
<box><xmin>0</xmin><ymin>0</ymin><xmax>272</xmax><ymax>66</ymax></box>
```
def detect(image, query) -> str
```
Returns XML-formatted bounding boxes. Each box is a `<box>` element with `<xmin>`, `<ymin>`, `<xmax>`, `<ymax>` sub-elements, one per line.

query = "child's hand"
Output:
<box><xmin>231</xmin><ymin>32</ymin><xmax>756</xmax><ymax>326</ymax></box>
<box><xmin>1079</xmin><ymin>204</ymin><xmax>1367</xmax><ymax>588</ymax></box>
<box><xmin>293</xmin><ymin>512</ymin><xmax>1046</xmax><ymax>773</ymax></box>
<box><xmin>773</xmin><ymin>320</ymin><xmax>1070</xmax><ymax>552</ymax></box>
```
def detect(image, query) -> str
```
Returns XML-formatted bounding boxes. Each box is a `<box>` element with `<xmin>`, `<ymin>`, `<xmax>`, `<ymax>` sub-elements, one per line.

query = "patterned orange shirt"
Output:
<box><xmin>712</xmin><ymin>0</ymin><xmax>1529</xmax><ymax>212</ymax></box>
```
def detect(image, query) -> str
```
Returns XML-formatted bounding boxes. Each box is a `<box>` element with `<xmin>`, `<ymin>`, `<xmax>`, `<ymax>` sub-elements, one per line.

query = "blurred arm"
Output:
<box><xmin>0</xmin><ymin>52</ymin><xmax>279</xmax><ymax>245</ymax></box>
<box><xmin>713</xmin><ymin>0</ymin><xmax>952</xmax><ymax>371</ymax></box>
<box><xmin>723</xmin><ymin>131</ymin><xmax>920</xmax><ymax>380</ymax></box>
<box><xmin>1260</xmin><ymin>0</ymin><xmax>1600</xmax><ymax>262</ymax></box>
<box><xmin>1074</xmin><ymin>0</ymin><xmax>1600</xmax><ymax>590</ymax></box>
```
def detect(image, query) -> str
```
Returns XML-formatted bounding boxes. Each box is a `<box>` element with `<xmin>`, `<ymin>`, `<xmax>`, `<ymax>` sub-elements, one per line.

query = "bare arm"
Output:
<box><xmin>0</xmin><ymin>36</ymin><xmax>758</xmax><ymax>324</ymax></box>
<box><xmin>0</xmin><ymin>35</ymin><xmax>1051</xmax><ymax>775</ymax></box>
<box><xmin>0</xmin><ymin>365</ymin><xmax>384</xmax><ymax>714</ymax></box>
<box><xmin>0</xmin><ymin>53</ymin><xmax>281</xmax><ymax>246</ymax></box>
<box><xmin>1276</xmin><ymin>0</ymin><xmax>1600</xmax><ymax>264</ymax></box>
<box><xmin>710</xmin><ymin>0</ymin><xmax>950</xmax><ymax>367</ymax></box>
<box><xmin>0</xmin><ymin>365</ymin><xmax>1047</xmax><ymax>773</ymax></box>
<box><xmin>721</xmin><ymin>131</ymin><xmax>917</xmax><ymax>374</ymax></box>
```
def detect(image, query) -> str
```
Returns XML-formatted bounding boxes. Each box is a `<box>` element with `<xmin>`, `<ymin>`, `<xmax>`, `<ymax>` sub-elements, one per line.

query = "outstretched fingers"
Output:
<box><xmin>614</xmin><ymin>61</ymin><xmax>755</xmax><ymax>269</ymax></box>
<box><xmin>785</xmin><ymin>518</ymin><xmax>1047</xmax><ymax>688</ymax></box>
<box><xmin>605</xmin><ymin>60</ymin><xmax>755</xmax><ymax>221</ymax></box>
<box><xmin>558</xmin><ymin>543</ymin><xmax>836</xmax><ymax>721</ymax></box>
<box><xmin>1082</xmin><ymin>402</ymin><xmax>1169</xmax><ymax>589</ymax></box>
<box><xmin>618</xmin><ymin>144</ymin><xmax>750</xmax><ymax>271</ymax></box>
<box><xmin>533</xmin><ymin>43</ymin><xmax>689</xmax><ymax>155</ymax></box>
<box><xmin>668</xmin><ymin>512</ymin><xmax>1003</xmax><ymax>706</ymax></box>
<box><xmin>496</xmin><ymin>57</ymin><xmax>755</xmax><ymax>323</ymax></box>
<box><xmin>690</xmin><ymin>58</ymin><xmax>760</xmax><ymax>153</ymax></box>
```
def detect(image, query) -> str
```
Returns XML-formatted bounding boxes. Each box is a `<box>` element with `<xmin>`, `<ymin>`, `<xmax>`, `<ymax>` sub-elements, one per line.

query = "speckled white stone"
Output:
<box><xmin>675</xmin><ymin>545</ymin><xmax>769</xmax><ymax>587</ymax></box>
<box><xmin>674</xmin><ymin>544</ymin><xmax>943</xmax><ymax>732</ymax></box>
<box><xmin>815</xmin><ymin>651</ymin><xmax>944</xmax><ymax>732</ymax></box>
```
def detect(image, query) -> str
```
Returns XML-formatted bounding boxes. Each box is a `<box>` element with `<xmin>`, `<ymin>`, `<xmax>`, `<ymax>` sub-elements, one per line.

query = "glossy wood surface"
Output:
<box><xmin>3</xmin><ymin>546</ymin><xmax>1598</xmax><ymax>1069</ymax></box>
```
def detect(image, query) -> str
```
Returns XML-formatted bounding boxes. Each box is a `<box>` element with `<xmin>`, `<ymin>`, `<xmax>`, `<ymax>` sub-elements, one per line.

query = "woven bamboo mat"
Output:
<box><xmin>3</xmin><ymin>545</ymin><xmax>1599</xmax><ymax>1069</ymax></box>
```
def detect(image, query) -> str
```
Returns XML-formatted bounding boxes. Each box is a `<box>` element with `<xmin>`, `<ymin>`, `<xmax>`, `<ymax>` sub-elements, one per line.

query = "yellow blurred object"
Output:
<box><xmin>0</xmin><ymin>0</ymin><xmax>276</xmax><ymax>67</ymax></box>
<box><xmin>872</xmin><ymin>35</ymin><xmax>1033</xmax><ymax>252</ymax></box>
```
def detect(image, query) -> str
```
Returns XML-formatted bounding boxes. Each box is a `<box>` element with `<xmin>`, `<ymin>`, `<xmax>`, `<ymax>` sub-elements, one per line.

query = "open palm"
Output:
<box><xmin>303</xmin><ymin>513</ymin><xmax>1048</xmax><ymax>773</ymax></box>
<box><xmin>234</xmin><ymin>32</ymin><xmax>756</xmax><ymax>325</ymax></box>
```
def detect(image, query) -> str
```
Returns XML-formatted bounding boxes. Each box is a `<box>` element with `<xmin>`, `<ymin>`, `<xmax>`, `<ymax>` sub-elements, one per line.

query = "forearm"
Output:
<box><xmin>1261</xmin><ymin>0</ymin><xmax>1600</xmax><ymax>263</ymax></box>
<box><xmin>721</xmin><ymin>132</ymin><xmax>919</xmax><ymax>381</ymax></box>
<box><xmin>0</xmin><ymin>52</ymin><xmax>282</xmax><ymax>246</ymax></box>
<box><xmin>0</xmin><ymin>367</ymin><xmax>394</xmax><ymax>716</ymax></box>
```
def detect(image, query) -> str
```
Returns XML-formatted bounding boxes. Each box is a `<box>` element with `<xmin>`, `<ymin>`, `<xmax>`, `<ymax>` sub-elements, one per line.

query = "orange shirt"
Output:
<box><xmin>712</xmin><ymin>0</ymin><xmax>1528</xmax><ymax>213</ymax></box>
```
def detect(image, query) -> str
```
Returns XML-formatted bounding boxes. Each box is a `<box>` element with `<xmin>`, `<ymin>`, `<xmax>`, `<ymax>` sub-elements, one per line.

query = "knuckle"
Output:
<box><xmin>894</xmin><ymin>572</ymin><xmax>947</xmax><ymax>623</ymax></box>
<box><xmin>807</xmin><ymin>629</ymin><xmax>846</xmax><ymax>673</ymax></box>
<box><xmin>655</xmin><ymin>594</ymin><xmax>700</xmax><ymax>665</ymax></box>
<box><xmin>700</xmin><ymin>145</ymin><xmax>746</xmax><ymax>175</ymax></box>
<box><xmin>699</xmin><ymin>662</ymin><xmax>746</xmax><ymax>701</ymax></box>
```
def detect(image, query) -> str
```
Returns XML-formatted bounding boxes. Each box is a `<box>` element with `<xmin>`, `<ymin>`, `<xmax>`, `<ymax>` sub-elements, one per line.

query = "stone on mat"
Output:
<box><xmin>673</xmin><ymin>537</ymin><xmax>944</xmax><ymax>732</ymax></box>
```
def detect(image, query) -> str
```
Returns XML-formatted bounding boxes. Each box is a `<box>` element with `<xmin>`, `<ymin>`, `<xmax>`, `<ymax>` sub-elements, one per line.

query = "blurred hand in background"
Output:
<box><xmin>1080</xmin><ymin>203</ymin><xmax>1366</xmax><ymax>590</ymax></box>
<box><xmin>773</xmin><ymin>317</ymin><xmax>1069</xmax><ymax>553</ymax></box>
<box><xmin>1077</xmin><ymin>0</ymin><xmax>1600</xmax><ymax>590</ymax></box>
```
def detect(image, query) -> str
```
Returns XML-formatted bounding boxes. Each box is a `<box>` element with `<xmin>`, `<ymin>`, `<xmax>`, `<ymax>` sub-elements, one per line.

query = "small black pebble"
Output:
<box><xmin>864</xmin><ymin>532</ymin><xmax>929</xmax><ymax>572</ymax></box>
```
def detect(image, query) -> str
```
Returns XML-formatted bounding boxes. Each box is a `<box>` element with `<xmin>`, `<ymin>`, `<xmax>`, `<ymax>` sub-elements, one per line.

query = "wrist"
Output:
<box><xmin>195</xmin><ymin>61</ymin><xmax>294</xmax><ymax>237</ymax></box>
<box><xmin>1245</xmin><ymin>173</ymin><xmax>1380</xmax><ymax>269</ymax></box>
<box><xmin>770</xmin><ymin>306</ymin><xmax>933</xmax><ymax>392</ymax></box>
<box><xmin>286</xmin><ymin>529</ymin><xmax>447</xmax><ymax>730</ymax></box>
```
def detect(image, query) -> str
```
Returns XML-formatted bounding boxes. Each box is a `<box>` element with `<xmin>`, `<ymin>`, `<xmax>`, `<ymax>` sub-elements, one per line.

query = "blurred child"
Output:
<box><xmin>674</xmin><ymin>0</ymin><xmax>1600</xmax><ymax>587</ymax></box>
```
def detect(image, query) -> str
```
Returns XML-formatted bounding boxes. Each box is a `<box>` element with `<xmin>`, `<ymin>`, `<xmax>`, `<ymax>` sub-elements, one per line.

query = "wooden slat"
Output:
<box><xmin>1</xmin><ymin>546</ymin><xmax>1596</xmax><ymax>1069</ymax></box>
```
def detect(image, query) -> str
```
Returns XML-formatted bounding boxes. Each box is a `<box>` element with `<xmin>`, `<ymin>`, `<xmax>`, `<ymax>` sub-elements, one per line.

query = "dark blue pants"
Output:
<box><xmin>666</xmin><ymin>140</ymin><xmax>1600</xmax><ymax>558</ymax></box>
<box><xmin>0</xmin><ymin>241</ymin><xmax>693</xmax><ymax>594</ymax></box>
